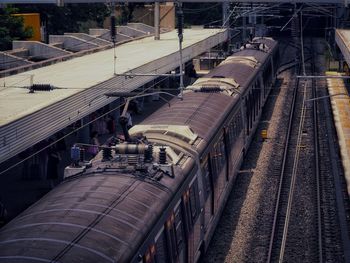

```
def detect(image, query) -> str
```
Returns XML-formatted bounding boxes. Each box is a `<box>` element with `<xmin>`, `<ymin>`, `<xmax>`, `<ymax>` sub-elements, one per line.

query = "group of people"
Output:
<box><xmin>90</xmin><ymin>112</ymin><xmax>116</xmax><ymax>136</ymax></box>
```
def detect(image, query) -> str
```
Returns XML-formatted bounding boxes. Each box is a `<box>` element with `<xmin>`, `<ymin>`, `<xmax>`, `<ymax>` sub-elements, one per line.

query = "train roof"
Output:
<box><xmin>205</xmin><ymin>37</ymin><xmax>277</xmax><ymax>88</ymax></box>
<box><xmin>0</xmin><ymin>169</ymin><xmax>187</xmax><ymax>262</ymax></box>
<box><xmin>141</xmin><ymin>92</ymin><xmax>237</xmax><ymax>143</ymax></box>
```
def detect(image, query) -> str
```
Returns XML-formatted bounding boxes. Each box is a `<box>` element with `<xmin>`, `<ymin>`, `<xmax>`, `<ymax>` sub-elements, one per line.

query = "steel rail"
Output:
<box><xmin>278</xmin><ymin>80</ymin><xmax>308</xmax><ymax>262</ymax></box>
<box><xmin>311</xmin><ymin>39</ymin><xmax>323</xmax><ymax>263</ymax></box>
<box><xmin>266</xmin><ymin>61</ymin><xmax>300</xmax><ymax>263</ymax></box>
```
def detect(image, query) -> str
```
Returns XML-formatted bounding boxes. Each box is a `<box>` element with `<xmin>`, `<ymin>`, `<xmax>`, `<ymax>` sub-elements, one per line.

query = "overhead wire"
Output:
<box><xmin>0</xmin><ymin>74</ymin><xmax>173</xmax><ymax>176</ymax></box>
<box><xmin>182</xmin><ymin>3</ymin><xmax>221</xmax><ymax>14</ymax></box>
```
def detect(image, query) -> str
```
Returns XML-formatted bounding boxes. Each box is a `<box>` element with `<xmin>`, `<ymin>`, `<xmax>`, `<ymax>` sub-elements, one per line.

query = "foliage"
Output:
<box><xmin>116</xmin><ymin>3</ymin><xmax>143</xmax><ymax>26</ymax></box>
<box><xmin>182</xmin><ymin>3</ymin><xmax>222</xmax><ymax>27</ymax></box>
<box><xmin>0</xmin><ymin>6</ymin><xmax>33</xmax><ymax>51</ymax></box>
<box><xmin>16</xmin><ymin>3</ymin><xmax>110</xmax><ymax>35</ymax></box>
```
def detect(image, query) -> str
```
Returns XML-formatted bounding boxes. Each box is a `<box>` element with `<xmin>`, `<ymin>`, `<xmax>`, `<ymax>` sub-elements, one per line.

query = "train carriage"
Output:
<box><xmin>0</xmin><ymin>37</ymin><xmax>279</xmax><ymax>263</ymax></box>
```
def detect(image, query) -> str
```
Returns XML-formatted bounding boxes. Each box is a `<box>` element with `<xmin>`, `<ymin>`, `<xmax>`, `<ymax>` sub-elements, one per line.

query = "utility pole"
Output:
<box><xmin>222</xmin><ymin>1</ymin><xmax>229</xmax><ymax>27</ymax></box>
<box><xmin>110</xmin><ymin>3</ymin><xmax>117</xmax><ymax>75</ymax></box>
<box><xmin>176</xmin><ymin>2</ymin><xmax>184</xmax><ymax>99</ymax></box>
<box><xmin>154</xmin><ymin>2</ymin><xmax>160</xmax><ymax>40</ymax></box>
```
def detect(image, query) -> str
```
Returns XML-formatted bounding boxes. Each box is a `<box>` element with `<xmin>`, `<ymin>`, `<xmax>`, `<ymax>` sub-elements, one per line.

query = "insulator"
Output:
<box><xmin>200</xmin><ymin>86</ymin><xmax>221</xmax><ymax>93</ymax></box>
<box><xmin>71</xmin><ymin>145</ymin><xmax>80</xmax><ymax>162</ymax></box>
<box><xmin>29</xmin><ymin>84</ymin><xmax>53</xmax><ymax>93</ymax></box>
<box><xmin>144</xmin><ymin>144</ymin><xmax>153</xmax><ymax>162</ymax></box>
<box><xmin>128</xmin><ymin>155</ymin><xmax>137</xmax><ymax>165</ymax></box>
<box><xmin>159</xmin><ymin>147</ymin><xmax>167</xmax><ymax>165</ymax></box>
<box><xmin>110</xmin><ymin>15</ymin><xmax>116</xmax><ymax>42</ymax></box>
<box><xmin>115</xmin><ymin>144</ymin><xmax>148</xmax><ymax>154</ymax></box>
<box><xmin>102</xmin><ymin>147</ymin><xmax>112</xmax><ymax>161</ymax></box>
<box><xmin>79</xmin><ymin>147</ymin><xmax>85</xmax><ymax>162</ymax></box>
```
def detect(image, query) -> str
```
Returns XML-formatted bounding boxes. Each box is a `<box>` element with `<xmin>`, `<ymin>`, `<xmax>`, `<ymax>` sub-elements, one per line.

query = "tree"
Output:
<box><xmin>182</xmin><ymin>3</ymin><xmax>222</xmax><ymax>27</ymax></box>
<box><xmin>16</xmin><ymin>3</ymin><xmax>110</xmax><ymax>35</ymax></box>
<box><xmin>0</xmin><ymin>6</ymin><xmax>33</xmax><ymax>51</ymax></box>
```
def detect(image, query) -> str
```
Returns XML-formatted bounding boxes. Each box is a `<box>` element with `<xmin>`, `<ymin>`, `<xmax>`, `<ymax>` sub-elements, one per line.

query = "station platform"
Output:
<box><xmin>326</xmin><ymin>72</ymin><xmax>350</xmax><ymax>194</ymax></box>
<box><xmin>0</xmin><ymin>28</ymin><xmax>227</xmax><ymax>165</ymax></box>
<box><xmin>0</xmin><ymin>92</ymin><xmax>173</xmax><ymax>224</ymax></box>
<box><xmin>336</xmin><ymin>29</ymin><xmax>350</xmax><ymax>69</ymax></box>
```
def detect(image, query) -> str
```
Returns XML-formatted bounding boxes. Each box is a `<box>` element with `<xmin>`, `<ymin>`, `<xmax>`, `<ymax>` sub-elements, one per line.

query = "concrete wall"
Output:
<box><xmin>89</xmin><ymin>28</ymin><xmax>109</xmax><ymax>36</ymax></box>
<box><xmin>12</xmin><ymin>41</ymin><xmax>71</xmax><ymax>60</ymax></box>
<box><xmin>49</xmin><ymin>35</ymin><xmax>99</xmax><ymax>52</ymax></box>
<box><xmin>127</xmin><ymin>23</ymin><xmax>155</xmax><ymax>34</ymax></box>
<box><xmin>117</xmin><ymin>26</ymin><xmax>148</xmax><ymax>38</ymax></box>
<box><xmin>0</xmin><ymin>52</ymin><xmax>33</xmax><ymax>70</ymax></box>
<box><xmin>7</xmin><ymin>48</ymin><xmax>29</xmax><ymax>59</ymax></box>
<box><xmin>65</xmin><ymin>33</ymin><xmax>111</xmax><ymax>46</ymax></box>
<box><xmin>92</xmin><ymin>29</ymin><xmax>132</xmax><ymax>42</ymax></box>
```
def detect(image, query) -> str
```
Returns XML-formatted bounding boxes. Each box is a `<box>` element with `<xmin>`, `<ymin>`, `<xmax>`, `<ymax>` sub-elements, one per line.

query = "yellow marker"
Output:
<box><xmin>261</xmin><ymin>129</ymin><xmax>268</xmax><ymax>140</ymax></box>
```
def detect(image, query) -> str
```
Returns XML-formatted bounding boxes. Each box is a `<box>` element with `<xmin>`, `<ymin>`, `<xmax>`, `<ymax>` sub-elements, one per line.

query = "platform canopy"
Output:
<box><xmin>0</xmin><ymin>28</ymin><xmax>227</xmax><ymax>165</ymax></box>
<box><xmin>0</xmin><ymin>0</ymin><xmax>346</xmax><ymax>4</ymax></box>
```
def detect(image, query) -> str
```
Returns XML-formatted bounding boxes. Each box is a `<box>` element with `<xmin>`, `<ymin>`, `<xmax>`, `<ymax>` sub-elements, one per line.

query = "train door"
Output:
<box><xmin>183</xmin><ymin>178</ymin><xmax>201</xmax><ymax>262</ymax></box>
<box><xmin>165</xmin><ymin>201</ymin><xmax>187</xmax><ymax>263</ymax></box>
<box><xmin>259</xmin><ymin>75</ymin><xmax>265</xmax><ymax>104</ymax></box>
<box><xmin>152</xmin><ymin>227</ymin><xmax>170</xmax><ymax>263</ymax></box>
<box><xmin>174</xmin><ymin>203</ymin><xmax>187</xmax><ymax>263</ymax></box>
<box><xmin>245</xmin><ymin>96</ymin><xmax>250</xmax><ymax>136</ymax></box>
<box><xmin>201</xmin><ymin>156</ymin><xmax>214</xmax><ymax>231</ymax></box>
<box><xmin>209</xmin><ymin>133</ymin><xmax>227</xmax><ymax>211</ymax></box>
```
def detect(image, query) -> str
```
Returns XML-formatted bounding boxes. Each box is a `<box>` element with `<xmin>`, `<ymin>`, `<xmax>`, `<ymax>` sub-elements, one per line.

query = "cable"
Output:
<box><xmin>183</xmin><ymin>3</ymin><xmax>221</xmax><ymax>14</ymax></box>
<box><xmin>0</xmin><ymin>75</ymin><xmax>173</xmax><ymax>176</ymax></box>
<box><xmin>0</xmin><ymin>67</ymin><xmax>174</xmax><ymax>91</ymax></box>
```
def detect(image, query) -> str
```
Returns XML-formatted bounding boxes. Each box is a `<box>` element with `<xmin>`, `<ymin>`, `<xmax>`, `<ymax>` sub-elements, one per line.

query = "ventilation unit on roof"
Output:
<box><xmin>196</xmin><ymin>86</ymin><xmax>222</xmax><ymax>93</ymax></box>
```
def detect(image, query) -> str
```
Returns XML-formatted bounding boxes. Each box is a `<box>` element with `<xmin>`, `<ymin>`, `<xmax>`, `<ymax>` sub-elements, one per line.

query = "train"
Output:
<box><xmin>0</xmin><ymin>37</ymin><xmax>279</xmax><ymax>263</ymax></box>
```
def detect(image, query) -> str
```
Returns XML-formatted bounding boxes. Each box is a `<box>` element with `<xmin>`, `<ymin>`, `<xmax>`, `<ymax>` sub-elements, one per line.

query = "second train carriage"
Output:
<box><xmin>0</xmin><ymin>37</ymin><xmax>279</xmax><ymax>263</ymax></box>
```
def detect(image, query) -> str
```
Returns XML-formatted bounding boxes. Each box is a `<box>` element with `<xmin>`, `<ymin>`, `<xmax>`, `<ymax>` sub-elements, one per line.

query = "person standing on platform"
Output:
<box><xmin>88</xmin><ymin>131</ymin><xmax>100</xmax><ymax>157</ymax></box>
<box><xmin>0</xmin><ymin>197</ymin><xmax>7</xmax><ymax>227</ymax></box>
<box><xmin>47</xmin><ymin>141</ymin><xmax>61</xmax><ymax>189</ymax></box>
<box><xmin>124</xmin><ymin>110</ymin><xmax>133</xmax><ymax>130</ymax></box>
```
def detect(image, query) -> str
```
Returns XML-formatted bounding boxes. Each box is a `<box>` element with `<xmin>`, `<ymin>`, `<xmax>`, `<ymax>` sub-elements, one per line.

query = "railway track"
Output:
<box><xmin>313</xmin><ymin>40</ymin><xmax>350</xmax><ymax>262</ymax></box>
<box><xmin>267</xmin><ymin>38</ymin><xmax>350</xmax><ymax>263</ymax></box>
<box><xmin>204</xmin><ymin>38</ymin><xmax>350</xmax><ymax>263</ymax></box>
<box><xmin>266</xmin><ymin>53</ymin><xmax>315</xmax><ymax>262</ymax></box>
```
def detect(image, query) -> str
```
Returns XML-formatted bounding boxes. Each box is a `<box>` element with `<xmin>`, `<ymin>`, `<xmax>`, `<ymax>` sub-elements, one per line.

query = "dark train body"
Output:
<box><xmin>0</xmin><ymin>38</ymin><xmax>279</xmax><ymax>263</ymax></box>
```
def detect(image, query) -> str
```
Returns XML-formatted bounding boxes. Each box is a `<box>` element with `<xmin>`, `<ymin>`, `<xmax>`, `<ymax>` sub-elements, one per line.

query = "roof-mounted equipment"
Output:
<box><xmin>29</xmin><ymin>84</ymin><xmax>53</xmax><ymax>93</ymax></box>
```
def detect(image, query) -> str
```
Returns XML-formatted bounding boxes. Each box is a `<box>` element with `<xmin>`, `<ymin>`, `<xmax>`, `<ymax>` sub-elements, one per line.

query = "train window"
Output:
<box><xmin>218</xmin><ymin>137</ymin><xmax>226</xmax><ymax>167</ymax></box>
<box><xmin>252</xmin><ymin>88</ymin><xmax>256</xmax><ymax>121</ymax></box>
<box><xmin>210</xmin><ymin>134</ymin><xmax>226</xmax><ymax>178</ymax></box>
<box><xmin>174</xmin><ymin>207</ymin><xmax>185</xmax><ymax>249</ymax></box>
<box><xmin>155</xmin><ymin>229</ymin><xmax>169</xmax><ymax>263</ymax></box>
<box><xmin>143</xmin><ymin>250</ymin><xmax>152</xmax><ymax>263</ymax></box>
<box><xmin>245</xmin><ymin>97</ymin><xmax>250</xmax><ymax>135</ymax></box>
<box><xmin>258</xmin><ymin>86</ymin><xmax>261</xmax><ymax>110</ymax></box>
<box><xmin>182</xmin><ymin>190</ymin><xmax>192</xmax><ymax>231</ymax></box>
<box><xmin>143</xmin><ymin>244</ymin><xmax>157</xmax><ymax>263</ymax></box>
<box><xmin>189</xmin><ymin>179</ymin><xmax>200</xmax><ymax>221</ymax></box>
<box><xmin>227</xmin><ymin>111</ymin><xmax>243</xmax><ymax>147</ymax></box>
<box><xmin>249</xmin><ymin>92</ymin><xmax>253</xmax><ymax>129</ymax></box>
<box><xmin>228</xmin><ymin>121</ymin><xmax>235</xmax><ymax>146</ymax></box>
<box><xmin>202</xmin><ymin>158</ymin><xmax>212</xmax><ymax>200</ymax></box>
<box><xmin>165</xmin><ymin>214</ymin><xmax>177</xmax><ymax>260</ymax></box>
<box><xmin>210</xmin><ymin>149</ymin><xmax>218</xmax><ymax>179</ymax></box>
<box><xmin>238</xmin><ymin>112</ymin><xmax>242</xmax><ymax>133</ymax></box>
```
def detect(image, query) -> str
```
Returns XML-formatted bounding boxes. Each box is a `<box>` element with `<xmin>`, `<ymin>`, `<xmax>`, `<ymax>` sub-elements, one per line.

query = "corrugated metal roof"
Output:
<box><xmin>143</xmin><ymin>92</ymin><xmax>235</xmax><ymax>141</ymax></box>
<box><xmin>0</xmin><ymin>29</ymin><xmax>228</xmax><ymax>164</ymax></box>
<box><xmin>0</xmin><ymin>173</ymin><xmax>175</xmax><ymax>262</ymax></box>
